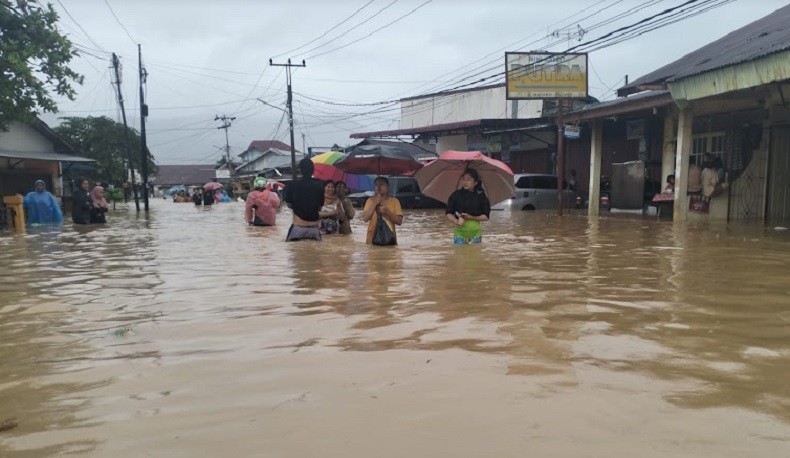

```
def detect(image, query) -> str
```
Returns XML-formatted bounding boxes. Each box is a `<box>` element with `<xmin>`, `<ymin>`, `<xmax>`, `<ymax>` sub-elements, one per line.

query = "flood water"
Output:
<box><xmin>1</xmin><ymin>199</ymin><xmax>789</xmax><ymax>457</ymax></box>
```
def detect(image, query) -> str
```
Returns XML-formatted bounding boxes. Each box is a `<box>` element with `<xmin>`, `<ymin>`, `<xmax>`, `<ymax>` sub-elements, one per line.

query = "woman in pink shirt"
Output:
<box><xmin>245</xmin><ymin>177</ymin><xmax>281</xmax><ymax>226</ymax></box>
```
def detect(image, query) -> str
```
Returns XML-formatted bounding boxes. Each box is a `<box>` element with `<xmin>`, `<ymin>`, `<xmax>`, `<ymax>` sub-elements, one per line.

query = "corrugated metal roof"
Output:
<box><xmin>350</xmin><ymin>120</ymin><xmax>483</xmax><ymax>138</ymax></box>
<box><xmin>0</xmin><ymin>149</ymin><xmax>94</xmax><ymax>163</ymax></box>
<box><xmin>564</xmin><ymin>90</ymin><xmax>673</xmax><ymax>122</ymax></box>
<box><xmin>350</xmin><ymin>118</ymin><xmax>554</xmax><ymax>139</ymax></box>
<box><xmin>245</xmin><ymin>140</ymin><xmax>298</xmax><ymax>153</ymax></box>
<box><xmin>355</xmin><ymin>139</ymin><xmax>436</xmax><ymax>160</ymax></box>
<box><xmin>619</xmin><ymin>4</ymin><xmax>790</xmax><ymax>96</ymax></box>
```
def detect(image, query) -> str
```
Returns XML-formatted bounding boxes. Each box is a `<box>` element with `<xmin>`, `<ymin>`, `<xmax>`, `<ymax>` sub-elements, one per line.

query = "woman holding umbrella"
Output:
<box><xmin>445</xmin><ymin>169</ymin><xmax>490</xmax><ymax>244</ymax></box>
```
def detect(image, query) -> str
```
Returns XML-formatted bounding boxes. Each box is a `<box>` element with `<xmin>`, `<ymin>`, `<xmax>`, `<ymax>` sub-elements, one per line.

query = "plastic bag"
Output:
<box><xmin>372</xmin><ymin>212</ymin><xmax>396</xmax><ymax>246</ymax></box>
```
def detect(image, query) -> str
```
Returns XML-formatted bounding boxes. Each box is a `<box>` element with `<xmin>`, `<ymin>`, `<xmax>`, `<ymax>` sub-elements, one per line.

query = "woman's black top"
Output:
<box><xmin>203</xmin><ymin>191</ymin><xmax>214</xmax><ymax>205</ymax></box>
<box><xmin>90</xmin><ymin>206</ymin><xmax>107</xmax><ymax>224</ymax></box>
<box><xmin>72</xmin><ymin>189</ymin><xmax>92</xmax><ymax>224</ymax></box>
<box><xmin>446</xmin><ymin>188</ymin><xmax>491</xmax><ymax>218</ymax></box>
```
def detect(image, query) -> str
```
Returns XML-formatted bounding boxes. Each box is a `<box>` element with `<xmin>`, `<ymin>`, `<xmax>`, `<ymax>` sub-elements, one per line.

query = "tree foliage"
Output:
<box><xmin>54</xmin><ymin>116</ymin><xmax>158</xmax><ymax>185</ymax></box>
<box><xmin>0</xmin><ymin>0</ymin><xmax>84</xmax><ymax>130</ymax></box>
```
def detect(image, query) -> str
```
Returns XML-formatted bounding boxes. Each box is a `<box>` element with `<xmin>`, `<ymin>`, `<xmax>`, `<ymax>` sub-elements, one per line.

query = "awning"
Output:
<box><xmin>351</xmin><ymin>118</ymin><xmax>552</xmax><ymax>139</ymax></box>
<box><xmin>0</xmin><ymin>150</ymin><xmax>94</xmax><ymax>163</ymax></box>
<box><xmin>563</xmin><ymin>91</ymin><xmax>674</xmax><ymax>123</ymax></box>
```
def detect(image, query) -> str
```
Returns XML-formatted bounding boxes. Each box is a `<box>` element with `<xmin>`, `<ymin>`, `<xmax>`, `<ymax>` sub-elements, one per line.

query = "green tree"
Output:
<box><xmin>54</xmin><ymin>116</ymin><xmax>157</xmax><ymax>185</ymax></box>
<box><xmin>0</xmin><ymin>0</ymin><xmax>84</xmax><ymax>130</ymax></box>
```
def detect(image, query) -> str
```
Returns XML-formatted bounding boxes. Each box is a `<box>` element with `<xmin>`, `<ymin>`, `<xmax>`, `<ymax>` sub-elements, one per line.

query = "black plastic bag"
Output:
<box><xmin>372</xmin><ymin>211</ymin><xmax>396</xmax><ymax>246</ymax></box>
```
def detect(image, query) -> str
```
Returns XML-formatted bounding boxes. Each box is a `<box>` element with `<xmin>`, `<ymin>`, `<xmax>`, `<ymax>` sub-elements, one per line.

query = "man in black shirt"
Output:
<box><xmin>283</xmin><ymin>158</ymin><xmax>325</xmax><ymax>241</ymax></box>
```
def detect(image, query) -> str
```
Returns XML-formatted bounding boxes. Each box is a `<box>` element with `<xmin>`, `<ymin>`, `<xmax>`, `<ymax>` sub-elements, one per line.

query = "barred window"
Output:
<box><xmin>692</xmin><ymin>132</ymin><xmax>725</xmax><ymax>165</ymax></box>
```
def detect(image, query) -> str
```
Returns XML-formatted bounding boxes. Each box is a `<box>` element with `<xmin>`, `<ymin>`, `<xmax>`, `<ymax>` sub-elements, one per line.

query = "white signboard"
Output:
<box><xmin>215</xmin><ymin>169</ymin><xmax>230</xmax><ymax>179</ymax></box>
<box><xmin>564</xmin><ymin>124</ymin><xmax>581</xmax><ymax>139</ymax></box>
<box><xmin>506</xmin><ymin>52</ymin><xmax>588</xmax><ymax>100</ymax></box>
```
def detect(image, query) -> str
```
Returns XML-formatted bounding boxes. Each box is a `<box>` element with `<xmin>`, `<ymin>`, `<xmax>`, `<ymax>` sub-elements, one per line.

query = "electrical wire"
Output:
<box><xmin>271</xmin><ymin>0</ymin><xmax>377</xmax><ymax>59</ymax></box>
<box><xmin>305</xmin><ymin>0</ymin><xmax>434</xmax><ymax>60</ymax></box>
<box><xmin>293</xmin><ymin>0</ymin><xmax>400</xmax><ymax>58</ymax></box>
<box><xmin>102</xmin><ymin>0</ymin><xmax>137</xmax><ymax>46</ymax></box>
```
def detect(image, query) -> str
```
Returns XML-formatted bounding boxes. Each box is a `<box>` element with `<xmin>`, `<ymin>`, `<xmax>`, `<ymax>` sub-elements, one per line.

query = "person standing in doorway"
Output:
<box><xmin>687</xmin><ymin>157</ymin><xmax>703</xmax><ymax>194</ymax></box>
<box><xmin>283</xmin><ymin>158</ymin><xmax>325</xmax><ymax>241</ymax></box>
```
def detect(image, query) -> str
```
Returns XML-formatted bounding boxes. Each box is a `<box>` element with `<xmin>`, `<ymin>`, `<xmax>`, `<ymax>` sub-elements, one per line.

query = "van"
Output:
<box><xmin>388</xmin><ymin>176</ymin><xmax>444</xmax><ymax>209</ymax></box>
<box><xmin>492</xmin><ymin>173</ymin><xmax>572</xmax><ymax>211</ymax></box>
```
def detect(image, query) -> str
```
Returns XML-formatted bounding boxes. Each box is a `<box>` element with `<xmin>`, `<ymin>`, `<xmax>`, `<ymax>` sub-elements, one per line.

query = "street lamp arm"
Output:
<box><xmin>257</xmin><ymin>98</ymin><xmax>288</xmax><ymax>114</ymax></box>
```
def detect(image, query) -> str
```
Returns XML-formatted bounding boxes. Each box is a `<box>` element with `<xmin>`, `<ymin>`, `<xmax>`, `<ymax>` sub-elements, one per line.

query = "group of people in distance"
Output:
<box><xmin>662</xmin><ymin>152</ymin><xmax>729</xmax><ymax>198</ymax></box>
<box><xmin>21</xmin><ymin>179</ymin><xmax>109</xmax><ymax>226</ymax></box>
<box><xmin>181</xmin><ymin>187</ymin><xmax>230</xmax><ymax>206</ymax></box>
<box><xmin>255</xmin><ymin>158</ymin><xmax>491</xmax><ymax>245</ymax></box>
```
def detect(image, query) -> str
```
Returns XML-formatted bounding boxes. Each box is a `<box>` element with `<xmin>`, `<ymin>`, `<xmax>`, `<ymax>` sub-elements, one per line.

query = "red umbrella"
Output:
<box><xmin>414</xmin><ymin>151</ymin><xmax>515</xmax><ymax>205</ymax></box>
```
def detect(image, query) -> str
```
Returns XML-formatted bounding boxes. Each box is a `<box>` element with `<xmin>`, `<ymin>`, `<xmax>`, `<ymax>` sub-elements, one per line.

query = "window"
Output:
<box><xmin>395</xmin><ymin>179</ymin><xmax>416</xmax><ymax>194</ymax></box>
<box><xmin>692</xmin><ymin>132</ymin><xmax>725</xmax><ymax>166</ymax></box>
<box><xmin>515</xmin><ymin>175</ymin><xmax>556</xmax><ymax>189</ymax></box>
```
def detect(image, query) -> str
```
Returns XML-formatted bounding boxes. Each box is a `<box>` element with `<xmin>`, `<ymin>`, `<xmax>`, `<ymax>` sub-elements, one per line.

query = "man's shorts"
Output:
<box><xmin>286</xmin><ymin>225</ymin><xmax>321</xmax><ymax>242</ymax></box>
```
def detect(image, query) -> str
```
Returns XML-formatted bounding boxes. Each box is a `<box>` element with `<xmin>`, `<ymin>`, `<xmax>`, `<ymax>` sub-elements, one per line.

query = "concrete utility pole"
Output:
<box><xmin>302</xmin><ymin>132</ymin><xmax>306</xmax><ymax>158</ymax></box>
<box><xmin>215</xmin><ymin>114</ymin><xmax>236</xmax><ymax>183</ymax></box>
<box><xmin>111</xmin><ymin>52</ymin><xmax>140</xmax><ymax>212</ymax></box>
<box><xmin>269</xmin><ymin>58</ymin><xmax>306</xmax><ymax>180</ymax></box>
<box><xmin>138</xmin><ymin>44</ymin><xmax>150</xmax><ymax>212</ymax></box>
<box><xmin>556</xmin><ymin>99</ymin><xmax>565</xmax><ymax>216</ymax></box>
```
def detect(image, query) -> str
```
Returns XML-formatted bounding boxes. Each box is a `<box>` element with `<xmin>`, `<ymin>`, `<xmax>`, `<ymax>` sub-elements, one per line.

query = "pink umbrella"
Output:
<box><xmin>203</xmin><ymin>182</ymin><xmax>223</xmax><ymax>191</ymax></box>
<box><xmin>414</xmin><ymin>151</ymin><xmax>515</xmax><ymax>205</ymax></box>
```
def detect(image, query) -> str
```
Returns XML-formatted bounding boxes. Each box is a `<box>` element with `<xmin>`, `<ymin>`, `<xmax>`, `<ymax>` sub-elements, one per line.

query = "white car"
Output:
<box><xmin>493</xmin><ymin>173</ymin><xmax>573</xmax><ymax>211</ymax></box>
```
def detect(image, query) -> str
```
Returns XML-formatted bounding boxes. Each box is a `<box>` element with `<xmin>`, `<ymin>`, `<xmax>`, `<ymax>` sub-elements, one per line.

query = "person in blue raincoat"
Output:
<box><xmin>23</xmin><ymin>180</ymin><xmax>64</xmax><ymax>224</ymax></box>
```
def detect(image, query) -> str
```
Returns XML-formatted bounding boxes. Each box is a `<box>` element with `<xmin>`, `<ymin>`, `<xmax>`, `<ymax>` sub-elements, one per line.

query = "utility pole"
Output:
<box><xmin>138</xmin><ymin>44</ymin><xmax>150</xmax><ymax>212</ymax></box>
<box><xmin>215</xmin><ymin>114</ymin><xmax>236</xmax><ymax>184</ymax></box>
<box><xmin>302</xmin><ymin>132</ymin><xmax>306</xmax><ymax>158</ymax></box>
<box><xmin>269</xmin><ymin>58</ymin><xmax>306</xmax><ymax>180</ymax></box>
<box><xmin>111</xmin><ymin>53</ymin><xmax>140</xmax><ymax>212</ymax></box>
<box><xmin>556</xmin><ymin>99</ymin><xmax>565</xmax><ymax>216</ymax></box>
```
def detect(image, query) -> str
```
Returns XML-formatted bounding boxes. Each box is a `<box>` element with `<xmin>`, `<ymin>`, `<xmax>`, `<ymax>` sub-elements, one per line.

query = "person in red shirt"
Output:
<box><xmin>245</xmin><ymin>177</ymin><xmax>280</xmax><ymax>226</ymax></box>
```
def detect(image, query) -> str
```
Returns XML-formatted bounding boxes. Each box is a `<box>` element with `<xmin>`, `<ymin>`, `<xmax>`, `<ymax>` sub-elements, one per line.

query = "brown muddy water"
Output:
<box><xmin>1</xmin><ymin>199</ymin><xmax>789</xmax><ymax>457</ymax></box>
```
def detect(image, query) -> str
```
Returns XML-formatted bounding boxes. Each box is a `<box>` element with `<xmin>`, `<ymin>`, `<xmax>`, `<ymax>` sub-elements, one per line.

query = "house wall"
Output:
<box><xmin>400</xmin><ymin>86</ymin><xmax>544</xmax><ymax>130</ymax></box>
<box><xmin>436</xmin><ymin>135</ymin><xmax>467</xmax><ymax>154</ymax></box>
<box><xmin>0</xmin><ymin>123</ymin><xmax>62</xmax><ymax>198</ymax></box>
<box><xmin>0</xmin><ymin>122</ymin><xmax>55</xmax><ymax>153</ymax></box>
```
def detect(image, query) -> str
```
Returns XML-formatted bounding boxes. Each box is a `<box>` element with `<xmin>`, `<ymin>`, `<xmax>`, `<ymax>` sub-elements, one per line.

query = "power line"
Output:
<box><xmin>102</xmin><ymin>0</ymin><xmax>137</xmax><ymax>46</ymax></box>
<box><xmin>271</xmin><ymin>0</ymin><xmax>377</xmax><ymax>59</ymax></box>
<box><xmin>55</xmin><ymin>0</ymin><xmax>108</xmax><ymax>53</ymax></box>
<box><xmin>401</xmin><ymin>0</ymin><xmax>664</xmax><ymax>99</ymax></box>
<box><xmin>306</xmin><ymin>0</ymin><xmax>434</xmax><ymax>60</ymax></box>
<box><xmin>294</xmin><ymin>0</ymin><xmax>401</xmax><ymax>58</ymax></box>
<box><xmin>407</xmin><ymin>0</ymin><xmax>730</xmax><ymax>98</ymax></box>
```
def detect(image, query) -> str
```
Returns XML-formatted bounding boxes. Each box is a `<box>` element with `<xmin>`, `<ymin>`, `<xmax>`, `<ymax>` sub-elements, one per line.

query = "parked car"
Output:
<box><xmin>388</xmin><ymin>176</ymin><xmax>444</xmax><ymax>209</ymax></box>
<box><xmin>348</xmin><ymin>191</ymin><xmax>375</xmax><ymax>207</ymax></box>
<box><xmin>492</xmin><ymin>173</ymin><xmax>573</xmax><ymax>211</ymax></box>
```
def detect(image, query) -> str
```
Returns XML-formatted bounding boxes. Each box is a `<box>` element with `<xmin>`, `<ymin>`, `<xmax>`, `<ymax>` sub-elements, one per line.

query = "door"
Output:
<box><xmin>534</xmin><ymin>175</ymin><xmax>559</xmax><ymax>209</ymax></box>
<box><xmin>767</xmin><ymin>127</ymin><xmax>790</xmax><ymax>222</ymax></box>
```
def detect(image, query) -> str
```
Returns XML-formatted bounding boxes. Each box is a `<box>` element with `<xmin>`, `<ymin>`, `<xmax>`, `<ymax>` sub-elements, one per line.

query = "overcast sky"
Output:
<box><xmin>42</xmin><ymin>0</ymin><xmax>788</xmax><ymax>165</ymax></box>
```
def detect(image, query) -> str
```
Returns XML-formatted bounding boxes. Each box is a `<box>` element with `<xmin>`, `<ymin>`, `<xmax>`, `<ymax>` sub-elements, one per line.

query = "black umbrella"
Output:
<box><xmin>335</xmin><ymin>144</ymin><xmax>423</xmax><ymax>176</ymax></box>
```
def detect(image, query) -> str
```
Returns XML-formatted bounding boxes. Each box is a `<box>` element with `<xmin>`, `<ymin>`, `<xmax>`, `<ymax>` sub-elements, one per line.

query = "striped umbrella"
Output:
<box><xmin>311</xmin><ymin>151</ymin><xmax>375</xmax><ymax>192</ymax></box>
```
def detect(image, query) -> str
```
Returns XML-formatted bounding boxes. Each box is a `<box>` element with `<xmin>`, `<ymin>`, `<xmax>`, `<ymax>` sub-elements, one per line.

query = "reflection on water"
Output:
<box><xmin>1</xmin><ymin>200</ymin><xmax>789</xmax><ymax>457</ymax></box>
